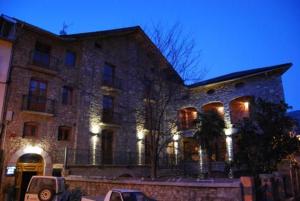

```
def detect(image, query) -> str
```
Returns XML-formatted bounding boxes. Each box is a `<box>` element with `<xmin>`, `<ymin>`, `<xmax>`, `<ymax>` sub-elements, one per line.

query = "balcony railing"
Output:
<box><xmin>28</xmin><ymin>50</ymin><xmax>59</xmax><ymax>71</ymax></box>
<box><xmin>101</xmin><ymin>77</ymin><xmax>122</xmax><ymax>90</ymax></box>
<box><xmin>177</xmin><ymin>120</ymin><xmax>197</xmax><ymax>131</ymax></box>
<box><xmin>102</xmin><ymin>110</ymin><xmax>121</xmax><ymax>125</ymax></box>
<box><xmin>22</xmin><ymin>95</ymin><xmax>55</xmax><ymax>115</ymax></box>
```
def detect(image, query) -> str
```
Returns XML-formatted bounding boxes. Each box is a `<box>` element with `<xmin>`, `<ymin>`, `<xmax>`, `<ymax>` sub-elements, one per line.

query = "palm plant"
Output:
<box><xmin>194</xmin><ymin>110</ymin><xmax>226</xmax><ymax>177</ymax></box>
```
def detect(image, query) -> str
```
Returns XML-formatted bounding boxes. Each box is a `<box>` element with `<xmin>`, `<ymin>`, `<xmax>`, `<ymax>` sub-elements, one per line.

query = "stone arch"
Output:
<box><xmin>7</xmin><ymin>146</ymin><xmax>52</xmax><ymax>175</ymax></box>
<box><xmin>201</xmin><ymin>101</ymin><xmax>225</xmax><ymax>117</ymax></box>
<box><xmin>229</xmin><ymin>96</ymin><xmax>252</xmax><ymax>125</ymax></box>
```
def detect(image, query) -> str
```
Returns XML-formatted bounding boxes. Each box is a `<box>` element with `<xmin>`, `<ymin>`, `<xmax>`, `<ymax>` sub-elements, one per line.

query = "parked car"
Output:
<box><xmin>82</xmin><ymin>189</ymin><xmax>156</xmax><ymax>201</ymax></box>
<box><xmin>24</xmin><ymin>176</ymin><xmax>69</xmax><ymax>201</ymax></box>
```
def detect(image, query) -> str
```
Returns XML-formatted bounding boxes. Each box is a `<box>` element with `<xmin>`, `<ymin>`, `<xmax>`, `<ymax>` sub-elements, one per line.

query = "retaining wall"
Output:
<box><xmin>66</xmin><ymin>176</ymin><xmax>243</xmax><ymax>201</ymax></box>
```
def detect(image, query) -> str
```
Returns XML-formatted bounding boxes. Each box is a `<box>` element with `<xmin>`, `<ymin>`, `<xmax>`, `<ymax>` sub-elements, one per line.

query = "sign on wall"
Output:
<box><xmin>6</xmin><ymin>166</ymin><xmax>16</xmax><ymax>176</ymax></box>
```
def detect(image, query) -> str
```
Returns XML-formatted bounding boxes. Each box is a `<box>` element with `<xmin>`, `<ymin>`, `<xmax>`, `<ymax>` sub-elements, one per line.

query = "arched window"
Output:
<box><xmin>202</xmin><ymin>102</ymin><xmax>224</xmax><ymax>118</ymax></box>
<box><xmin>178</xmin><ymin>107</ymin><xmax>198</xmax><ymax>130</ymax></box>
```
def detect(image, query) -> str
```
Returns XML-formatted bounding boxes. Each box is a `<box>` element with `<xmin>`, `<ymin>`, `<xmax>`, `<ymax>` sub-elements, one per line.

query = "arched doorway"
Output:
<box><xmin>16</xmin><ymin>154</ymin><xmax>44</xmax><ymax>201</ymax></box>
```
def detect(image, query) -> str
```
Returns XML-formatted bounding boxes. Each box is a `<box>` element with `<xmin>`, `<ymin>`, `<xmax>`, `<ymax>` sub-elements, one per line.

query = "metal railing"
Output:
<box><xmin>101</xmin><ymin>77</ymin><xmax>122</xmax><ymax>90</ymax></box>
<box><xmin>29</xmin><ymin>50</ymin><xmax>59</xmax><ymax>71</ymax></box>
<box><xmin>102</xmin><ymin>110</ymin><xmax>122</xmax><ymax>125</ymax></box>
<box><xmin>177</xmin><ymin>120</ymin><xmax>197</xmax><ymax>131</ymax></box>
<box><xmin>22</xmin><ymin>95</ymin><xmax>55</xmax><ymax>114</ymax></box>
<box><xmin>59</xmin><ymin>147</ymin><xmax>227</xmax><ymax>175</ymax></box>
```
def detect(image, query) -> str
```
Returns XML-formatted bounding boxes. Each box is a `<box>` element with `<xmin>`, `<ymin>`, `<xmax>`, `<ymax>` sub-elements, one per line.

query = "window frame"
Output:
<box><xmin>23</xmin><ymin>122</ymin><xmax>39</xmax><ymax>138</ymax></box>
<box><xmin>57</xmin><ymin>126</ymin><xmax>72</xmax><ymax>141</ymax></box>
<box><xmin>64</xmin><ymin>50</ymin><xmax>76</xmax><ymax>67</ymax></box>
<box><xmin>62</xmin><ymin>86</ymin><xmax>73</xmax><ymax>105</ymax></box>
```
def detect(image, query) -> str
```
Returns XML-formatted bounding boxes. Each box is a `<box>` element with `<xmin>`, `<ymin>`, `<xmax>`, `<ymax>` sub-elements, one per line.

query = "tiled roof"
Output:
<box><xmin>188</xmin><ymin>63</ymin><xmax>292</xmax><ymax>88</ymax></box>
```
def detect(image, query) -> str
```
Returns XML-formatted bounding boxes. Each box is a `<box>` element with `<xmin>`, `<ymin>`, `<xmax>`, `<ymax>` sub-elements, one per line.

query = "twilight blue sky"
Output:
<box><xmin>1</xmin><ymin>0</ymin><xmax>299</xmax><ymax>110</ymax></box>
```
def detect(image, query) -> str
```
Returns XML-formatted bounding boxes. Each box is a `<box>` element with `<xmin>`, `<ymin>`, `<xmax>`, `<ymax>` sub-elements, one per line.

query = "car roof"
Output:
<box><xmin>31</xmin><ymin>176</ymin><xmax>64</xmax><ymax>181</ymax></box>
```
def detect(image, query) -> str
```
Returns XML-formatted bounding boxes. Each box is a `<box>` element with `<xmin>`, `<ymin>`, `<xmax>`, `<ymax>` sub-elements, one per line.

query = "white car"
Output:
<box><xmin>24</xmin><ymin>176</ymin><xmax>68</xmax><ymax>201</ymax></box>
<box><xmin>82</xmin><ymin>189</ymin><xmax>156</xmax><ymax>201</ymax></box>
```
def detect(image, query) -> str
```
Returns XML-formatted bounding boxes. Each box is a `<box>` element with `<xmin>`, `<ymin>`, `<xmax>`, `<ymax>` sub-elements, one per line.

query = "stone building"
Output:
<box><xmin>0</xmin><ymin>14</ymin><xmax>292</xmax><ymax>200</ymax></box>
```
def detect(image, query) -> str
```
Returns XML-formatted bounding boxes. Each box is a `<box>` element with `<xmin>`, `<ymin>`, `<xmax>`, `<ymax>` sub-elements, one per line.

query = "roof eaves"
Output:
<box><xmin>187</xmin><ymin>63</ymin><xmax>292</xmax><ymax>88</ymax></box>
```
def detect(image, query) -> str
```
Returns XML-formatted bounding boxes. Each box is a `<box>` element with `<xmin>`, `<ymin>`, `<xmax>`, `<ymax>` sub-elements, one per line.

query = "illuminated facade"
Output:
<box><xmin>0</xmin><ymin>15</ymin><xmax>291</xmax><ymax>199</ymax></box>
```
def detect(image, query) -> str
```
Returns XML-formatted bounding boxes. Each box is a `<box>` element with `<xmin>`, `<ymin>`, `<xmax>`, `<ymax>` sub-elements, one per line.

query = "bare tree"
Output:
<box><xmin>125</xmin><ymin>23</ymin><xmax>205</xmax><ymax>178</ymax></box>
<box><xmin>145</xmin><ymin>22</ymin><xmax>206</xmax><ymax>83</ymax></box>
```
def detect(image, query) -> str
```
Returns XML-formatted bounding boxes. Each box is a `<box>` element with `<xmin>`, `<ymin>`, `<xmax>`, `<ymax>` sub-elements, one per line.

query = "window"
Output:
<box><xmin>33</xmin><ymin>42</ymin><xmax>51</xmax><ymax>66</ymax></box>
<box><xmin>64</xmin><ymin>50</ymin><xmax>76</xmax><ymax>67</ymax></box>
<box><xmin>102</xmin><ymin>95</ymin><xmax>114</xmax><ymax>123</ymax></box>
<box><xmin>62</xmin><ymin>86</ymin><xmax>73</xmax><ymax>105</ymax></box>
<box><xmin>178</xmin><ymin>108</ymin><xmax>198</xmax><ymax>130</ymax></box>
<box><xmin>58</xmin><ymin>126</ymin><xmax>71</xmax><ymax>141</ymax></box>
<box><xmin>110</xmin><ymin>192</ymin><xmax>122</xmax><ymax>201</ymax></box>
<box><xmin>206</xmin><ymin>89</ymin><xmax>215</xmax><ymax>95</ymax></box>
<box><xmin>29</xmin><ymin>79</ymin><xmax>47</xmax><ymax>97</ymax></box>
<box><xmin>102</xmin><ymin>63</ymin><xmax>115</xmax><ymax>85</ymax></box>
<box><xmin>23</xmin><ymin>122</ymin><xmax>38</xmax><ymax>137</ymax></box>
<box><xmin>103</xmin><ymin>95</ymin><xmax>114</xmax><ymax>110</ymax></box>
<box><xmin>27</xmin><ymin>79</ymin><xmax>47</xmax><ymax>112</ymax></box>
<box><xmin>102</xmin><ymin>130</ymin><xmax>113</xmax><ymax>164</ymax></box>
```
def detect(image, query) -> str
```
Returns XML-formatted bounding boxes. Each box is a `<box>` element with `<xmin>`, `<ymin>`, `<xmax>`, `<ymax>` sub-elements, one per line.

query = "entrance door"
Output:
<box><xmin>19</xmin><ymin>171</ymin><xmax>36</xmax><ymax>201</ymax></box>
<box><xmin>102</xmin><ymin>130</ymin><xmax>113</xmax><ymax>164</ymax></box>
<box><xmin>16</xmin><ymin>154</ymin><xmax>44</xmax><ymax>201</ymax></box>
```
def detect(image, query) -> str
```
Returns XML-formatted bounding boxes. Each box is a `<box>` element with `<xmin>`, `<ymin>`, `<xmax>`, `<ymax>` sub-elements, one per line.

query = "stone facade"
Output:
<box><xmin>0</xmin><ymin>15</ymin><xmax>291</xmax><ymax>200</ymax></box>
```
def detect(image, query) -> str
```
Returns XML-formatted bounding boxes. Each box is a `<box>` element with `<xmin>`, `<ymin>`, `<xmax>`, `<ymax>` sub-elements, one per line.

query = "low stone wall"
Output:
<box><xmin>66</xmin><ymin>176</ymin><xmax>243</xmax><ymax>201</ymax></box>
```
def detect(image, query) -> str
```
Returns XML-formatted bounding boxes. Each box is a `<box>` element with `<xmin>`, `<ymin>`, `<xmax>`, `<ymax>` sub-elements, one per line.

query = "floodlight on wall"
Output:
<box><xmin>244</xmin><ymin>102</ymin><xmax>249</xmax><ymax>111</ymax></box>
<box><xmin>23</xmin><ymin>145</ymin><xmax>42</xmax><ymax>155</ymax></box>
<box><xmin>90</xmin><ymin>124</ymin><xmax>101</xmax><ymax>135</ymax></box>
<box><xmin>217</xmin><ymin>106</ymin><xmax>224</xmax><ymax>114</ymax></box>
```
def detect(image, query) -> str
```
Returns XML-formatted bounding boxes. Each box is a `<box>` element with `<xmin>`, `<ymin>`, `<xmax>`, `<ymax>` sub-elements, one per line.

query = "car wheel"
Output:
<box><xmin>38</xmin><ymin>187</ymin><xmax>54</xmax><ymax>201</ymax></box>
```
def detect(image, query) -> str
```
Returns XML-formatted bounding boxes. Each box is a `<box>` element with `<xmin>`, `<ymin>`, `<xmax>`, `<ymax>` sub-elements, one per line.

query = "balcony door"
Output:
<box><xmin>28</xmin><ymin>79</ymin><xmax>47</xmax><ymax>112</ymax></box>
<box><xmin>102</xmin><ymin>63</ymin><xmax>115</xmax><ymax>87</ymax></box>
<box><xmin>102</xmin><ymin>95</ymin><xmax>114</xmax><ymax>123</ymax></box>
<box><xmin>102</xmin><ymin>129</ymin><xmax>113</xmax><ymax>164</ymax></box>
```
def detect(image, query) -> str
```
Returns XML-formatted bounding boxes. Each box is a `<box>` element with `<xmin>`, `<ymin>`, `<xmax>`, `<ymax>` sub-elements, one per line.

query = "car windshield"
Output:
<box><xmin>27</xmin><ymin>178</ymin><xmax>56</xmax><ymax>193</ymax></box>
<box><xmin>122</xmin><ymin>192</ymin><xmax>151</xmax><ymax>201</ymax></box>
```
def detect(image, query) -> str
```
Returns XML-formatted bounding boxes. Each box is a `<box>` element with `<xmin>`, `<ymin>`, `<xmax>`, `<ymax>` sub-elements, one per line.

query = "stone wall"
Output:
<box><xmin>66</xmin><ymin>176</ymin><xmax>243</xmax><ymax>201</ymax></box>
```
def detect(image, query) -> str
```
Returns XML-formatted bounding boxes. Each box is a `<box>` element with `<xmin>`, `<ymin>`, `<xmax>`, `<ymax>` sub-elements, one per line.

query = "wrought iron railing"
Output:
<box><xmin>22</xmin><ymin>95</ymin><xmax>55</xmax><ymax>114</ymax></box>
<box><xmin>29</xmin><ymin>50</ymin><xmax>60</xmax><ymax>71</ymax></box>
<box><xmin>101</xmin><ymin>77</ymin><xmax>122</xmax><ymax>90</ymax></box>
<box><xmin>102</xmin><ymin>110</ymin><xmax>122</xmax><ymax>125</ymax></box>
<box><xmin>58</xmin><ymin>147</ymin><xmax>227</xmax><ymax>175</ymax></box>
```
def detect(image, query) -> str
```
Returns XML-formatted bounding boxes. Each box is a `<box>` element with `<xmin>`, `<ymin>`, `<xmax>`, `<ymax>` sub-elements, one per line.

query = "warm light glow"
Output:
<box><xmin>90</xmin><ymin>135</ymin><xmax>99</xmax><ymax>165</ymax></box>
<box><xmin>137</xmin><ymin>140</ymin><xmax>143</xmax><ymax>165</ymax></box>
<box><xmin>24</xmin><ymin>145</ymin><xmax>42</xmax><ymax>155</ymax></box>
<box><xmin>173</xmin><ymin>134</ymin><xmax>180</xmax><ymax>141</ymax></box>
<box><xmin>137</xmin><ymin>131</ymin><xmax>145</xmax><ymax>140</ymax></box>
<box><xmin>174</xmin><ymin>141</ymin><xmax>179</xmax><ymax>165</ymax></box>
<box><xmin>226</xmin><ymin>136</ymin><xmax>233</xmax><ymax>162</ymax></box>
<box><xmin>217</xmin><ymin>106</ymin><xmax>224</xmax><ymax>114</ymax></box>
<box><xmin>224</xmin><ymin>128</ymin><xmax>232</xmax><ymax>136</ymax></box>
<box><xmin>244</xmin><ymin>102</ymin><xmax>249</xmax><ymax>111</ymax></box>
<box><xmin>198</xmin><ymin>146</ymin><xmax>205</xmax><ymax>174</ymax></box>
<box><xmin>90</xmin><ymin>124</ymin><xmax>101</xmax><ymax>134</ymax></box>
<box><xmin>192</xmin><ymin>111</ymin><xmax>198</xmax><ymax>118</ymax></box>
